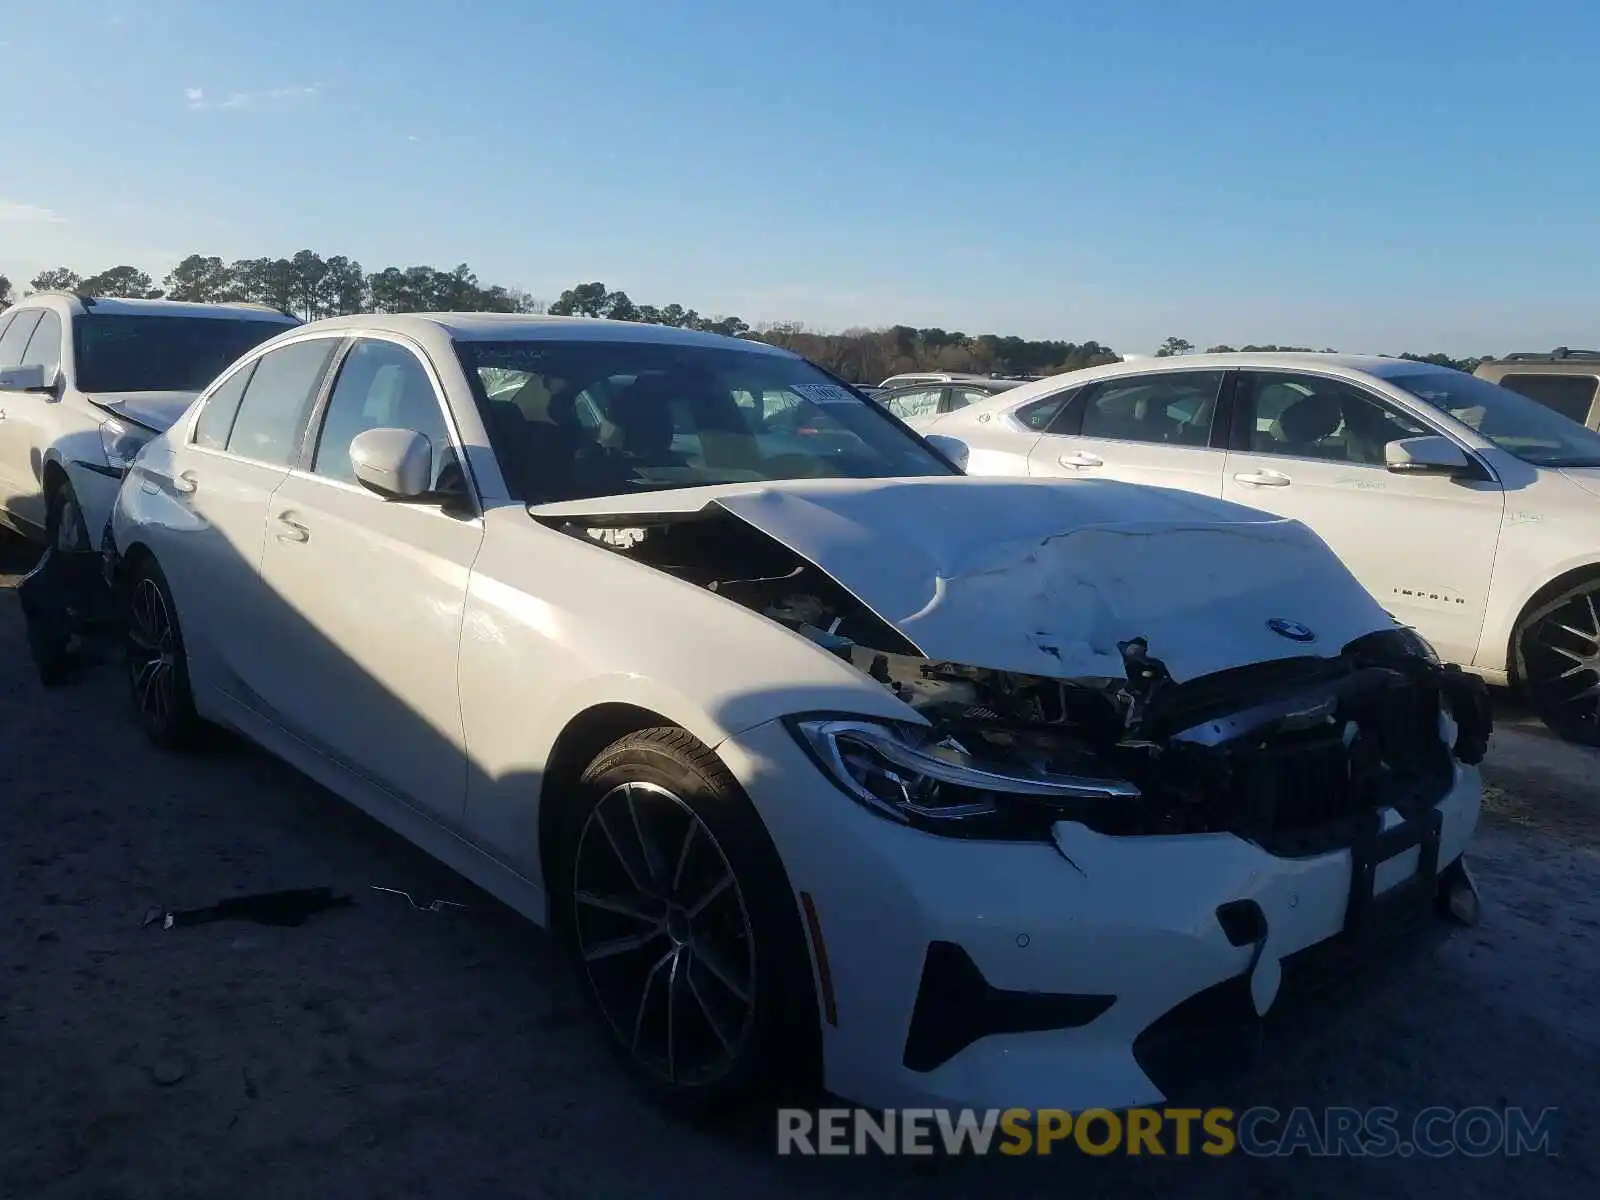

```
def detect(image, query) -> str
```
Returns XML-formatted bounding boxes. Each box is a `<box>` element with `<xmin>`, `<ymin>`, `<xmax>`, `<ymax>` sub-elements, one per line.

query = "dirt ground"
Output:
<box><xmin>1</xmin><ymin>541</ymin><xmax>1595</xmax><ymax>1199</ymax></box>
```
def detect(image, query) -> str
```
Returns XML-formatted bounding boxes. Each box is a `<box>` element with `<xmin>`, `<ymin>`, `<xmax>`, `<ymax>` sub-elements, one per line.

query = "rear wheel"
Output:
<box><xmin>558</xmin><ymin>727</ymin><xmax>819</xmax><ymax>1114</ymax></box>
<box><xmin>1517</xmin><ymin>578</ymin><xmax>1600</xmax><ymax>746</ymax></box>
<box><xmin>124</xmin><ymin>555</ymin><xmax>202</xmax><ymax>750</ymax></box>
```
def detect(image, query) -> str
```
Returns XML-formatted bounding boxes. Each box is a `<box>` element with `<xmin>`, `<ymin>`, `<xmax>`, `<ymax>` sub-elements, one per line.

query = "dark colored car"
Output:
<box><xmin>1475</xmin><ymin>349</ymin><xmax>1600</xmax><ymax>430</ymax></box>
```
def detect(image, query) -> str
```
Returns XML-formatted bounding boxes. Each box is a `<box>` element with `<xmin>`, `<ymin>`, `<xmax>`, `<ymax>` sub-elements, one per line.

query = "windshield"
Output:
<box><xmin>1385</xmin><ymin>370</ymin><xmax>1600</xmax><ymax>467</ymax></box>
<box><xmin>73</xmin><ymin>315</ymin><xmax>291</xmax><ymax>393</ymax></box>
<box><xmin>456</xmin><ymin>338</ymin><xmax>958</xmax><ymax>504</ymax></box>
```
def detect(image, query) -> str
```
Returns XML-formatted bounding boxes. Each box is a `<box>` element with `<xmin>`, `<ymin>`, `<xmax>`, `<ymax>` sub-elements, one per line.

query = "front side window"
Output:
<box><xmin>1384</xmin><ymin>369</ymin><xmax>1600</xmax><ymax>467</ymax></box>
<box><xmin>20</xmin><ymin>310</ymin><xmax>63</xmax><ymax>381</ymax></box>
<box><xmin>1238</xmin><ymin>371</ymin><xmax>1427</xmax><ymax>465</ymax></box>
<box><xmin>312</xmin><ymin>340</ymin><xmax>454</xmax><ymax>487</ymax></box>
<box><xmin>1493</xmin><ymin>373</ymin><xmax>1598</xmax><ymax>426</ymax></box>
<box><xmin>224</xmin><ymin>338</ymin><xmax>338</xmax><ymax>467</ymax></box>
<box><xmin>1081</xmin><ymin>371</ymin><xmax>1224</xmax><ymax>447</ymax></box>
<box><xmin>0</xmin><ymin>310</ymin><xmax>43</xmax><ymax>369</ymax></box>
<box><xmin>881</xmin><ymin>388</ymin><xmax>944</xmax><ymax>420</ymax></box>
<box><xmin>456</xmin><ymin>339</ymin><xmax>956</xmax><ymax>504</ymax></box>
<box><xmin>72</xmin><ymin>315</ymin><xmax>291</xmax><ymax>393</ymax></box>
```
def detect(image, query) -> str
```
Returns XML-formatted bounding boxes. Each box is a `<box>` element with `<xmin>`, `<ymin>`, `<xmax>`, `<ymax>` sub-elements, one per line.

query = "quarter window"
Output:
<box><xmin>1237</xmin><ymin>372</ymin><xmax>1428</xmax><ymax>465</ymax></box>
<box><xmin>192</xmin><ymin>362</ymin><xmax>258</xmax><ymax>449</ymax></box>
<box><xmin>1080</xmin><ymin>371</ymin><xmax>1224</xmax><ymax>447</ymax></box>
<box><xmin>312</xmin><ymin>340</ymin><xmax>453</xmax><ymax>487</ymax></box>
<box><xmin>20</xmin><ymin>311</ymin><xmax>63</xmax><ymax>381</ymax></box>
<box><xmin>224</xmin><ymin>338</ymin><xmax>338</xmax><ymax>466</ymax></box>
<box><xmin>1495</xmin><ymin>374</ymin><xmax>1597</xmax><ymax>426</ymax></box>
<box><xmin>0</xmin><ymin>310</ymin><xmax>43</xmax><ymax>369</ymax></box>
<box><xmin>1015</xmin><ymin>389</ymin><xmax>1077</xmax><ymax>431</ymax></box>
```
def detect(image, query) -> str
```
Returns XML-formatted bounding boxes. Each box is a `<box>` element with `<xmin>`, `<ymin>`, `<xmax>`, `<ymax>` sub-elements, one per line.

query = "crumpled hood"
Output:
<box><xmin>532</xmin><ymin>476</ymin><xmax>1396</xmax><ymax>683</ymax></box>
<box><xmin>86</xmin><ymin>391</ymin><xmax>199</xmax><ymax>433</ymax></box>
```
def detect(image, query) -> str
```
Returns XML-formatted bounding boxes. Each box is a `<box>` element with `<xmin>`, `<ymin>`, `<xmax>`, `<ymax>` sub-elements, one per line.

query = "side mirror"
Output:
<box><xmin>0</xmin><ymin>364</ymin><xmax>50</xmax><ymax>393</ymax></box>
<box><xmin>350</xmin><ymin>427</ymin><xmax>433</xmax><ymax>499</ymax></box>
<box><xmin>925</xmin><ymin>433</ymin><xmax>970</xmax><ymax>471</ymax></box>
<box><xmin>1385</xmin><ymin>435</ymin><xmax>1471</xmax><ymax>475</ymax></box>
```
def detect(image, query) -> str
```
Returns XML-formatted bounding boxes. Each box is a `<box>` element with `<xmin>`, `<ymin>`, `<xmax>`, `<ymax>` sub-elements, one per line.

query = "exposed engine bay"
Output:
<box><xmin>548</xmin><ymin>507</ymin><xmax>1493</xmax><ymax>853</ymax></box>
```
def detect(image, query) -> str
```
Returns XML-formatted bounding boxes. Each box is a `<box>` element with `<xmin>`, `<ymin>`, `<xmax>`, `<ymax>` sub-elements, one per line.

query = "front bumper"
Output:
<box><xmin>719</xmin><ymin>718</ymin><xmax>1483</xmax><ymax>1113</ymax></box>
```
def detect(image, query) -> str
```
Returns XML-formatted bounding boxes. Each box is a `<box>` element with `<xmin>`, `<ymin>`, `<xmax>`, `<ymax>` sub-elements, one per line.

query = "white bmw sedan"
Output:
<box><xmin>908</xmin><ymin>352</ymin><xmax>1600</xmax><ymax>745</ymax></box>
<box><xmin>106</xmin><ymin>316</ymin><xmax>1488</xmax><ymax>1114</ymax></box>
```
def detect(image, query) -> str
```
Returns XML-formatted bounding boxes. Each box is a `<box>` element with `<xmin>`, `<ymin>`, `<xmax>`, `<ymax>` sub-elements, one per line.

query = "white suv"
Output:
<box><xmin>910</xmin><ymin>352</ymin><xmax>1600</xmax><ymax>745</ymax></box>
<box><xmin>0</xmin><ymin>293</ymin><xmax>298</xmax><ymax>554</ymax></box>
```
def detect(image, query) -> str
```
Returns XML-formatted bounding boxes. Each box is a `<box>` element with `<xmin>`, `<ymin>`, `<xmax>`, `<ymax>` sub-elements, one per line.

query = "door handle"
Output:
<box><xmin>171</xmin><ymin>470</ymin><xmax>198</xmax><ymax>494</ymax></box>
<box><xmin>274</xmin><ymin>512</ymin><xmax>310</xmax><ymax>544</ymax></box>
<box><xmin>1233</xmin><ymin>470</ymin><xmax>1291</xmax><ymax>487</ymax></box>
<box><xmin>1058</xmin><ymin>451</ymin><xmax>1104</xmax><ymax>469</ymax></box>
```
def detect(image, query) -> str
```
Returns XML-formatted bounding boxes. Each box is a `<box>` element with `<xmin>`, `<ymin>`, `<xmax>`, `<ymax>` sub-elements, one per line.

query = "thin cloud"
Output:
<box><xmin>0</xmin><ymin>199</ymin><xmax>67</xmax><ymax>224</ymax></box>
<box><xmin>185</xmin><ymin>84</ymin><xmax>321</xmax><ymax>111</ymax></box>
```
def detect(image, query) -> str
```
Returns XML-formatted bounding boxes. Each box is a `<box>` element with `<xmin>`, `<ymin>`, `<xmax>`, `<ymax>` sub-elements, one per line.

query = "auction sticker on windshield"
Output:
<box><xmin>792</xmin><ymin>383</ymin><xmax>861</xmax><ymax>406</ymax></box>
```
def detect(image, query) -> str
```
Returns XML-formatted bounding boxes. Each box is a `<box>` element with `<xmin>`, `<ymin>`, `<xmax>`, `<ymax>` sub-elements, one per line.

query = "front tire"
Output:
<box><xmin>1516</xmin><ymin>578</ymin><xmax>1600</xmax><ymax>746</ymax></box>
<box><xmin>558</xmin><ymin>727</ymin><xmax>819</xmax><ymax>1114</ymax></box>
<box><xmin>124</xmin><ymin>554</ymin><xmax>202</xmax><ymax>750</ymax></box>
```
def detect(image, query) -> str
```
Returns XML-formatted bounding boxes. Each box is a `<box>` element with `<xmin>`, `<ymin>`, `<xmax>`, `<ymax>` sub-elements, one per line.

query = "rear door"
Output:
<box><xmin>150</xmin><ymin>335</ymin><xmax>342</xmax><ymax>703</ymax></box>
<box><xmin>1024</xmin><ymin>369</ymin><xmax>1230</xmax><ymax>497</ymax></box>
<box><xmin>1219</xmin><ymin>369</ymin><xmax>1505</xmax><ymax>664</ymax></box>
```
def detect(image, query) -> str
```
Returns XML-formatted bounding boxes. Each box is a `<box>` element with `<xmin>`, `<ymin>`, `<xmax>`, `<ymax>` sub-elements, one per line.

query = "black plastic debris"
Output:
<box><xmin>370</xmin><ymin>886</ymin><xmax>466</xmax><ymax>913</ymax></box>
<box><xmin>142</xmin><ymin>887</ymin><xmax>354</xmax><ymax>930</ymax></box>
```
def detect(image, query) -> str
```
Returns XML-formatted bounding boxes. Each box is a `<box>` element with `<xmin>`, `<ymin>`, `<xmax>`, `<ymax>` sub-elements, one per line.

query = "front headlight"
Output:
<box><xmin>788</xmin><ymin>717</ymin><xmax>1140</xmax><ymax>840</ymax></box>
<box><xmin>100</xmin><ymin>418</ymin><xmax>155</xmax><ymax>474</ymax></box>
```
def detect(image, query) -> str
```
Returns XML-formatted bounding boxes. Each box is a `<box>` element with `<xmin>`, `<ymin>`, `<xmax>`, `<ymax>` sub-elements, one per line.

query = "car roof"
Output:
<box><xmin>294</xmin><ymin>312</ymin><xmax>796</xmax><ymax>355</ymax></box>
<box><xmin>18</xmin><ymin>292</ymin><xmax>298</xmax><ymax>323</ymax></box>
<box><xmin>948</xmin><ymin>351</ymin><xmax>1456</xmax><ymax>416</ymax></box>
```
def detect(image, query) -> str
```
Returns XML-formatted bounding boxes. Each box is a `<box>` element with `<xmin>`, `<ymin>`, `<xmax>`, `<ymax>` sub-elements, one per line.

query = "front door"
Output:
<box><xmin>1220</xmin><ymin>369</ymin><xmax>1505</xmax><ymax>664</ymax></box>
<box><xmin>252</xmin><ymin>337</ymin><xmax>483</xmax><ymax>823</ymax></box>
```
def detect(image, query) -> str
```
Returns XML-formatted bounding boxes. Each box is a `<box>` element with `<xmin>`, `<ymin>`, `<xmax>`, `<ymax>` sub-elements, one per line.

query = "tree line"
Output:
<box><xmin>0</xmin><ymin>257</ymin><xmax>1487</xmax><ymax>380</ymax></box>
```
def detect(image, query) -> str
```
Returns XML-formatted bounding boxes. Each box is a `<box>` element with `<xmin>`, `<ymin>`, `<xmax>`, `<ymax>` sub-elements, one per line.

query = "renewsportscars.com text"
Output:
<box><xmin>776</xmin><ymin>1106</ymin><xmax>1559</xmax><ymax>1157</ymax></box>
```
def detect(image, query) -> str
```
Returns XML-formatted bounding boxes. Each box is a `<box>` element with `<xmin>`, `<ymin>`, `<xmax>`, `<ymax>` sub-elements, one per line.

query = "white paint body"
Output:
<box><xmin>0</xmin><ymin>294</ymin><xmax>297</xmax><ymax>544</ymax></box>
<box><xmin>909</xmin><ymin>351</ymin><xmax>1600</xmax><ymax>687</ymax></box>
<box><xmin>109</xmin><ymin>318</ymin><xmax>1482</xmax><ymax>1112</ymax></box>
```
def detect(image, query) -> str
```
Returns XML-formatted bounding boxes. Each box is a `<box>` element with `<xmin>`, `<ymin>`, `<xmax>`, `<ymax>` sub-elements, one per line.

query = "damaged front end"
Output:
<box><xmin>549</xmin><ymin>504</ymin><xmax>1492</xmax><ymax>854</ymax></box>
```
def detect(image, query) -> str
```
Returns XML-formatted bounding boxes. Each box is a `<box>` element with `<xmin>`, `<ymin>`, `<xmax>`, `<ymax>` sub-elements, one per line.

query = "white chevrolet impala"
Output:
<box><xmin>105</xmin><ymin>316</ymin><xmax>1489</xmax><ymax>1114</ymax></box>
<box><xmin>907</xmin><ymin>352</ymin><xmax>1600</xmax><ymax>745</ymax></box>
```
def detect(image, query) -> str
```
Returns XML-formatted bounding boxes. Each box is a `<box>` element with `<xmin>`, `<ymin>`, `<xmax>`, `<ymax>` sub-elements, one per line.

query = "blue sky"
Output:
<box><xmin>3</xmin><ymin>0</ymin><xmax>1598</xmax><ymax>354</ymax></box>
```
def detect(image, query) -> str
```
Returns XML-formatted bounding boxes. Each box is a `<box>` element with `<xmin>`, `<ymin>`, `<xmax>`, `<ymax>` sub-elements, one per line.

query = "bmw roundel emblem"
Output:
<box><xmin>1267</xmin><ymin>618</ymin><xmax>1316</xmax><ymax>643</ymax></box>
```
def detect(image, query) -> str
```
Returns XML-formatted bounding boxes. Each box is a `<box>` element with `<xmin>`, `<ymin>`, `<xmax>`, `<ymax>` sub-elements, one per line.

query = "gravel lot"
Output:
<box><xmin>1</xmin><ymin>540</ymin><xmax>1595</xmax><ymax>1199</ymax></box>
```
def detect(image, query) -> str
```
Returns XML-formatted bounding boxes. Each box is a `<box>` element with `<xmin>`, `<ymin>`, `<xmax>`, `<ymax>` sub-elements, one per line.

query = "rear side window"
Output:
<box><xmin>224</xmin><ymin>338</ymin><xmax>338</xmax><ymax>466</ymax></box>
<box><xmin>882</xmin><ymin>388</ymin><xmax>944</xmax><ymax>420</ymax></box>
<box><xmin>1081</xmin><ymin>371</ymin><xmax>1224</xmax><ymax>447</ymax></box>
<box><xmin>0</xmin><ymin>310</ymin><xmax>43</xmax><ymax>369</ymax></box>
<box><xmin>193</xmin><ymin>362</ymin><xmax>258</xmax><ymax>449</ymax></box>
<box><xmin>1014</xmin><ymin>388</ymin><xmax>1078</xmax><ymax>431</ymax></box>
<box><xmin>1496</xmin><ymin>374</ymin><xmax>1597</xmax><ymax>425</ymax></box>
